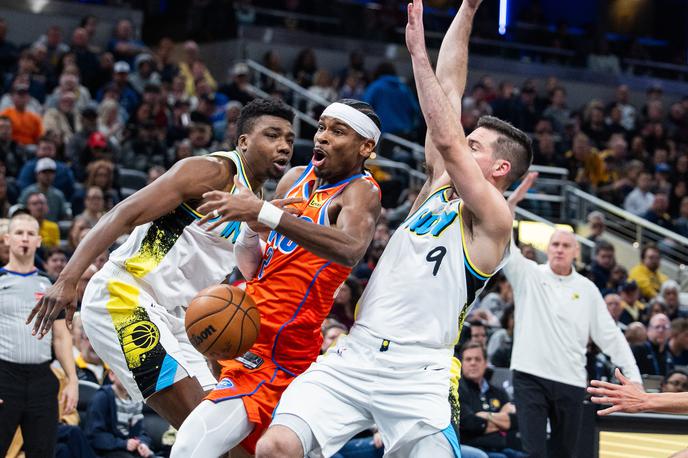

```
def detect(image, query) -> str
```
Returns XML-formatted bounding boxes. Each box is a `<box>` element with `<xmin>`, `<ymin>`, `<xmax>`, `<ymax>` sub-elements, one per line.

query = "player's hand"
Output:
<box><xmin>587</xmin><ymin>368</ymin><xmax>648</xmax><ymax>415</ymax></box>
<box><xmin>507</xmin><ymin>171</ymin><xmax>538</xmax><ymax>216</ymax></box>
<box><xmin>127</xmin><ymin>438</ymin><xmax>141</xmax><ymax>451</ymax></box>
<box><xmin>197</xmin><ymin>176</ymin><xmax>263</xmax><ymax>230</ymax></box>
<box><xmin>405</xmin><ymin>0</ymin><xmax>427</xmax><ymax>58</ymax></box>
<box><xmin>198</xmin><ymin>176</ymin><xmax>303</xmax><ymax>231</ymax></box>
<box><xmin>26</xmin><ymin>278</ymin><xmax>78</xmax><ymax>339</ymax></box>
<box><xmin>61</xmin><ymin>379</ymin><xmax>78</xmax><ymax>415</ymax></box>
<box><xmin>137</xmin><ymin>442</ymin><xmax>153</xmax><ymax>457</ymax></box>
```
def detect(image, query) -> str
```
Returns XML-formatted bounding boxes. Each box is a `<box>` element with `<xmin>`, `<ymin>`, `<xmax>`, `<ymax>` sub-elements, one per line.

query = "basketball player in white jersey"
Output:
<box><xmin>254</xmin><ymin>1</ymin><xmax>532</xmax><ymax>456</ymax></box>
<box><xmin>27</xmin><ymin>99</ymin><xmax>296</xmax><ymax>428</ymax></box>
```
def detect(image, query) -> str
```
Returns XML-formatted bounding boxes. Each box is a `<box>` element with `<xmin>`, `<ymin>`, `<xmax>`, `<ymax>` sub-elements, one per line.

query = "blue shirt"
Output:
<box><xmin>363</xmin><ymin>75</ymin><xmax>419</xmax><ymax>135</ymax></box>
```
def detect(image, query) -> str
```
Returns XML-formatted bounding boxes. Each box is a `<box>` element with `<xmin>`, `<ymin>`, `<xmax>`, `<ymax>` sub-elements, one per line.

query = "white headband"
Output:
<box><xmin>321</xmin><ymin>102</ymin><xmax>381</xmax><ymax>145</ymax></box>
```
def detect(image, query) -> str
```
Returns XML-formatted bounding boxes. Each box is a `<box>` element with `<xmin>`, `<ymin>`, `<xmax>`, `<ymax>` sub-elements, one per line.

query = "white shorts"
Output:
<box><xmin>272</xmin><ymin>325</ymin><xmax>458</xmax><ymax>457</ymax></box>
<box><xmin>81</xmin><ymin>261</ymin><xmax>216</xmax><ymax>401</ymax></box>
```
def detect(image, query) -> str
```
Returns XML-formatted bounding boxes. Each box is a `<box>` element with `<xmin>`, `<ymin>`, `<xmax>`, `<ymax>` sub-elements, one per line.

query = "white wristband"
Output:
<box><xmin>257</xmin><ymin>201</ymin><xmax>284</xmax><ymax>229</ymax></box>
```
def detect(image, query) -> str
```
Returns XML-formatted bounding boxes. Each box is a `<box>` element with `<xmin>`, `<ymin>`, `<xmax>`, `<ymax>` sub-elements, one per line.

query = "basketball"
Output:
<box><xmin>185</xmin><ymin>284</ymin><xmax>260</xmax><ymax>360</ymax></box>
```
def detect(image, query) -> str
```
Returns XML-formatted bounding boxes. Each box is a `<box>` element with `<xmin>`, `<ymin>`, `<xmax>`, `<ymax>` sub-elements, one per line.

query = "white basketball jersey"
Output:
<box><xmin>108</xmin><ymin>150</ymin><xmax>251</xmax><ymax>311</ymax></box>
<box><xmin>355</xmin><ymin>185</ymin><xmax>510</xmax><ymax>348</ymax></box>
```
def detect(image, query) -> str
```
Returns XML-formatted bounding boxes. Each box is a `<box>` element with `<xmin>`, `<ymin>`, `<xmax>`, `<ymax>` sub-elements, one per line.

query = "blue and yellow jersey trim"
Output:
<box><xmin>458</xmin><ymin>201</ymin><xmax>494</xmax><ymax>281</ymax></box>
<box><xmin>210</xmin><ymin>150</ymin><xmax>255</xmax><ymax>195</ymax></box>
<box><xmin>403</xmin><ymin>184</ymin><xmax>453</xmax><ymax>226</ymax></box>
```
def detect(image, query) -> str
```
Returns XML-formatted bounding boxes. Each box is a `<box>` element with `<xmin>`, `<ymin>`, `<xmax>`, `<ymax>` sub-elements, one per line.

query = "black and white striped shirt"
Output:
<box><xmin>0</xmin><ymin>268</ymin><xmax>54</xmax><ymax>364</ymax></box>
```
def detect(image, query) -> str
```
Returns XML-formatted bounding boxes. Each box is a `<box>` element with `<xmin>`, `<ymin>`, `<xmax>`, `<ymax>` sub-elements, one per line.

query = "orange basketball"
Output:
<box><xmin>185</xmin><ymin>284</ymin><xmax>260</xmax><ymax>360</ymax></box>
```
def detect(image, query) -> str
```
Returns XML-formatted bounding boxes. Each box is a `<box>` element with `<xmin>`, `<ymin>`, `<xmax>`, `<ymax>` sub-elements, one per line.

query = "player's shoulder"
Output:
<box><xmin>342</xmin><ymin>175</ymin><xmax>382</xmax><ymax>205</ymax></box>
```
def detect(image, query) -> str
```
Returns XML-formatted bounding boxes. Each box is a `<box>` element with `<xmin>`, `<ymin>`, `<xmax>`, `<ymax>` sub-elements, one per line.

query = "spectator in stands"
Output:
<box><xmin>25</xmin><ymin>191</ymin><xmax>59</xmax><ymax>249</ymax></box>
<box><xmin>625</xmin><ymin>322</ymin><xmax>648</xmax><ymax>346</ymax></box>
<box><xmin>146</xmin><ymin>165</ymin><xmax>165</xmax><ymax>185</ymax></box>
<box><xmin>98</xmin><ymin>62</ymin><xmax>140</xmax><ymax>116</ymax></box>
<box><xmin>668</xmin><ymin>318</ymin><xmax>688</xmax><ymax>366</ymax></box>
<box><xmin>542</xmin><ymin>86</ymin><xmax>569</xmax><ymax>134</ymax></box>
<box><xmin>44</xmin><ymin>247</ymin><xmax>67</xmax><ymax>281</ymax></box>
<box><xmin>363</xmin><ymin>61</ymin><xmax>419</xmax><ymax>139</ymax></box>
<box><xmin>487</xmin><ymin>305</ymin><xmax>516</xmax><ymax>368</ymax></box>
<box><xmin>628</xmin><ymin>244</ymin><xmax>669</xmax><ymax>300</ymax></box>
<box><xmin>618</xmin><ymin>280</ymin><xmax>645</xmax><ymax>325</ymax></box>
<box><xmin>643</xmin><ymin>193</ymin><xmax>674</xmax><ymax>230</ymax></box>
<box><xmin>121</xmin><ymin>121</ymin><xmax>168</xmax><ymax>172</ymax></box>
<box><xmin>75</xmin><ymin>320</ymin><xmax>111</xmax><ymax>385</ymax></box>
<box><xmin>18</xmin><ymin>136</ymin><xmax>74</xmax><ymax>199</ymax></box>
<box><xmin>660</xmin><ymin>370</ymin><xmax>688</xmax><ymax>393</ymax></box>
<box><xmin>85</xmin><ymin>371</ymin><xmax>154</xmax><ymax>458</ymax></box>
<box><xmin>632</xmin><ymin>313</ymin><xmax>673</xmax><ymax>377</ymax></box>
<box><xmin>72</xmin><ymin>160</ymin><xmax>120</xmax><ymax>215</ymax></box>
<box><xmin>70</xmin><ymin>27</ymin><xmax>99</xmax><ymax>93</ymax></box>
<box><xmin>565</xmin><ymin>133</ymin><xmax>608</xmax><ymax>192</ymax></box>
<box><xmin>587</xmin><ymin>38</ymin><xmax>621</xmax><ymax>75</ymax></box>
<box><xmin>479</xmin><ymin>272</ymin><xmax>513</xmax><ymax>320</ymax></box>
<box><xmin>532</xmin><ymin>130</ymin><xmax>565</xmax><ymax>168</ymax></box>
<box><xmin>467</xmin><ymin>320</ymin><xmax>488</xmax><ymax>347</ymax></box>
<box><xmin>623</xmin><ymin>171</ymin><xmax>655</xmax><ymax>216</ymax></box>
<box><xmin>612</xmin><ymin>84</ymin><xmax>637</xmax><ymax>131</ymax></box>
<box><xmin>661</xmin><ymin>280</ymin><xmax>685</xmax><ymax>321</ymax></box>
<box><xmin>458</xmin><ymin>343</ymin><xmax>524</xmax><ymax>457</ymax></box>
<box><xmin>321</xmin><ymin>321</ymin><xmax>347</xmax><ymax>354</ymax></box>
<box><xmin>218</xmin><ymin>62</ymin><xmax>254</xmax><ymax>106</ymax></box>
<box><xmin>98</xmin><ymin>99</ymin><xmax>124</xmax><ymax>146</ymax></box>
<box><xmin>178</xmin><ymin>40</ymin><xmax>216</xmax><ymax>97</ymax></box>
<box><xmin>292</xmin><ymin>48</ymin><xmax>318</xmax><ymax>88</ymax></box>
<box><xmin>646</xmin><ymin>299</ymin><xmax>668</xmax><ymax>323</ymax></box>
<box><xmin>653</xmin><ymin>163</ymin><xmax>672</xmax><ymax>195</ymax></box>
<box><xmin>329</xmin><ymin>276</ymin><xmax>361</xmax><ymax>329</ymax></box>
<box><xmin>0</xmin><ymin>82</ymin><xmax>43</xmax><ymax>146</ymax></box>
<box><xmin>589</xmin><ymin>240</ymin><xmax>615</xmax><ymax>291</ymax></box>
<box><xmin>67</xmin><ymin>217</ymin><xmax>91</xmax><ymax>254</ymax></box>
<box><xmin>586</xmin><ymin>211</ymin><xmax>607</xmax><ymax>243</ymax></box>
<box><xmin>19</xmin><ymin>158</ymin><xmax>67</xmax><ymax>222</ymax></box>
<box><xmin>188</xmin><ymin>122</ymin><xmax>212</xmax><ymax>156</ymax></box>
<box><xmin>43</xmin><ymin>91</ymin><xmax>80</xmax><ymax>147</ymax></box>
<box><xmin>129</xmin><ymin>53</ymin><xmax>161</xmax><ymax>96</ymax></box>
<box><xmin>307</xmin><ymin>69</ymin><xmax>337</xmax><ymax>117</ymax></box>
<box><xmin>77</xmin><ymin>186</ymin><xmax>105</xmax><ymax>227</ymax></box>
<box><xmin>599</xmin><ymin>159</ymin><xmax>643</xmax><ymax>207</ymax></box>
<box><xmin>46</xmin><ymin>70</ymin><xmax>92</xmax><ymax>112</ymax></box>
<box><xmin>107</xmin><ymin>19</ymin><xmax>145</xmax><ymax>65</ymax></box>
<box><xmin>0</xmin><ymin>115</ymin><xmax>25</xmax><ymax>177</ymax></box>
<box><xmin>604</xmin><ymin>293</ymin><xmax>627</xmax><ymax>331</ymax></box>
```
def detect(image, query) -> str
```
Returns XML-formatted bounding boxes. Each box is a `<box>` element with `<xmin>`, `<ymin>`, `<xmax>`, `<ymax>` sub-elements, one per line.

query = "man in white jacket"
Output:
<box><xmin>506</xmin><ymin>172</ymin><xmax>641</xmax><ymax>458</ymax></box>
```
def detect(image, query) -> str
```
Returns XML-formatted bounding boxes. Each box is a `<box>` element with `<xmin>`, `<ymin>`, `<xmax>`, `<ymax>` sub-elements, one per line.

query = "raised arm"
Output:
<box><xmin>28</xmin><ymin>156</ymin><xmax>233</xmax><ymax>336</ymax></box>
<box><xmin>406</xmin><ymin>0</ymin><xmax>511</xmax><ymax>236</ymax></box>
<box><xmin>422</xmin><ymin>0</ymin><xmax>482</xmax><ymax>185</ymax></box>
<box><xmin>199</xmin><ymin>177</ymin><xmax>381</xmax><ymax>268</ymax></box>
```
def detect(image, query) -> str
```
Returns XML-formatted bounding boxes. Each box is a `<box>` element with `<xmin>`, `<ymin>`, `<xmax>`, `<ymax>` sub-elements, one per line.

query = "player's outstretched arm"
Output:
<box><xmin>406</xmin><ymin>0</ymin><xmax>511</xmax><ymax>237</ymax></box>
<box><xmin>507</xmin><ymin>172</ymin><xmax>538</xmax><ymax>217</ymax></box>
<box><xmin>589</xmin><ymin>368</ymin><xmax>688</xmax><ymax>415</ymax></box>
<box><xmin>27</xmin><ymin>156</ymin><xmax>232</xmax><ymax>337</ymax></box>
<box><xmin>419</xmin><ymin>0</ymin><xmax>483</xmax><ymax>190</ymax></box>
<box><xmin>199</xmin><ymin>177</ymin><xmax>380</xmax><ymax>267</ymax></box>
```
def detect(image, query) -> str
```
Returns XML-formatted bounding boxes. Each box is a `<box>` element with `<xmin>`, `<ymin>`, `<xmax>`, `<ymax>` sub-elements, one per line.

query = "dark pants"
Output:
<box><xmin>0</xmin><ymin>358</ymin><xmax>59</xmax><ymax>458</ymax></box>
<box><xmin>513</xmin><ymin>371</ymin><xmax>585</xmax><ymax>458</ymax></box>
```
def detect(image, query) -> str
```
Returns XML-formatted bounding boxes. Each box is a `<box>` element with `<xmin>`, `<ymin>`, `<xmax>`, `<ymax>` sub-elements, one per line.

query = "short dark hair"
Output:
<box><xmin>476</xmin><ymin>115</ymin><xmax>533</xmax><ymax>187</ymax></box>
<box><xmin>641</xmin><ymin>243</ymin><xmax>660</xmax><ymax>260</ymax></box>
<box><xmin>662</xmin><ymin>369</ymin><xmax>688</xmax><ymax>385</ymax></box>
<box><xmin>46</xmin><ymin>247</ymin><xmax>69</xmax><ymax>259</ymax></box>
<box><xmin>459</xmin><ymin>341</ymin><xmax>487</xmax><ymax>360</ymax></box>
<box><xmin>335</xmin><ymin>98</ymin><xmax>382</xmax><ymax>131</ymax></box>
<box><xmin>595</xmin><ymin>239</ymin><xmax>615</xmax><ymax>255</ymax></box>
<box><xmin>236</xmin><ymin>98</ymin><xmax>294</xmax><ymax>137</ymax></box>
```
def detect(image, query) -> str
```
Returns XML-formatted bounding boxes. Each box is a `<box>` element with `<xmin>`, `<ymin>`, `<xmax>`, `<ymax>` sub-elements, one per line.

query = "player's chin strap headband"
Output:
<box><xmin>321</xmin><ymin>102</ymin><xmax>381</xmax><ymax>146</ymax></box>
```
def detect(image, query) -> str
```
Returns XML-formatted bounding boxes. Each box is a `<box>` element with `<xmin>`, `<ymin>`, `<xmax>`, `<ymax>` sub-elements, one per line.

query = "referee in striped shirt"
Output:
<box><xmin>0</xmin><ymin>212</ymin><xmax>78</xmax><ymax>457</ymax></box>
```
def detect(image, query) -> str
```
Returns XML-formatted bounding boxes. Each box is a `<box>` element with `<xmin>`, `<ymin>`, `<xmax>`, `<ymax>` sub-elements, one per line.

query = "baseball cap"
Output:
<box><xmin>35</xmin><ymin>157</ymin><xmax>57</xmax><ymax>173</ymax></box>
<box><xmin>618</xmin><ymin>280</ymin><xmax>638</xmax><ymax>293</ymax></box>
<box><xmin>114</xmin><ymin>61</ymin><xmax>130</xmax><ymax>73</ymax></box>
<box><xmin>232</xmin><ymin>62</ymin><xmax>249</xmax><ymax>76</ymax></box>
<box><xmin>87</xmin><ymin>131</ymin><xmax>108</xmax><ymax>149</ymax></box>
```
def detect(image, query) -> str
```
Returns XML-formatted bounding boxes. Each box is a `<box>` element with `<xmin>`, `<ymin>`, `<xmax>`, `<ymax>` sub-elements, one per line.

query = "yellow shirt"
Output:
<box><xmin>40</xmin><ymin>220</ymin><xmax>60</xmax><ymax>249</ymax></box>
<box><xmin>628</xmin><ymin>263</ymin><xmax>669</xmax><ymax>300</ymax></box>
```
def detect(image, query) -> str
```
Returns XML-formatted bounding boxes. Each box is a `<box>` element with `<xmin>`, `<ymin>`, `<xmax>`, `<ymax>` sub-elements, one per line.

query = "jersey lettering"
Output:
<box><xmin>407</xmin><ymin>209</ymin><xmax>458</xmax><ymax>237</ymax></box>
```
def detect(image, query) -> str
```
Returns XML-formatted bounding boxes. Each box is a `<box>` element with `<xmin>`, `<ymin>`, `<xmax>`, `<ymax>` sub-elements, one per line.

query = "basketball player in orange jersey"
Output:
<box><xmin>255</xmin><ymin>1</ymin><xmax>532</xmax><ymax>456</ymax></box>
<box><xmin>170</xmin><ymin>99</ymin><xmax>382</xmax><ymax>457</ymax></box>
<box><xmin>26</xmin><ymin>99</ymin><xmax>296</xmax><ymax>429</ymax></box>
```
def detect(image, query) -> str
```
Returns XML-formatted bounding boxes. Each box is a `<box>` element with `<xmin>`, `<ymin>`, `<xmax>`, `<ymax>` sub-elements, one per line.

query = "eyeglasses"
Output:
<box><xmin>651</xmin><ymin>324</ymin><xmax>671</xmax><ymax>331</ymax></box>
<box><xmin>666</xmin><ymin>380</ymin><xmax>688</xmax><ymax>388</ymax></box>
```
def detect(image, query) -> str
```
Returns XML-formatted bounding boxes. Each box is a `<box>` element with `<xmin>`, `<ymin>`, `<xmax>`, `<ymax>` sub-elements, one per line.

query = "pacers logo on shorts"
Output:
<box><xmin>119</xmin><ymin>318</ymin><xmax>160</xmax><ymax>369</ymax></box>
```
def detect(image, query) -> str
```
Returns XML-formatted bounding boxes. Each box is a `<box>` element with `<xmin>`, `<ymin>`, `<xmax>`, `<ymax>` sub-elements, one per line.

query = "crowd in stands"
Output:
<box><xmin>0</xmin><ymin>6</ymin><xmax>687</xmax><ymax>458</ymax></box>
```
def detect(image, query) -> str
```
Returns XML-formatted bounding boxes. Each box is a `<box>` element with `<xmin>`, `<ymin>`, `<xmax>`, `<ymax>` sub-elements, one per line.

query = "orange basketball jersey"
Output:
<box><xmin>248</xmin><ymin>164</ymin><xmax>379</xmax><ymax>374</ymax></box>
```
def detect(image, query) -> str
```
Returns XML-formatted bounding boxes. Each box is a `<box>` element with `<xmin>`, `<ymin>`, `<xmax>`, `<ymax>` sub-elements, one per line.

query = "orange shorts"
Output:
<box><xmin>205</xmin><ymin>357</ymin><xmax>295</xmax><ymax>454</ymax></box>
